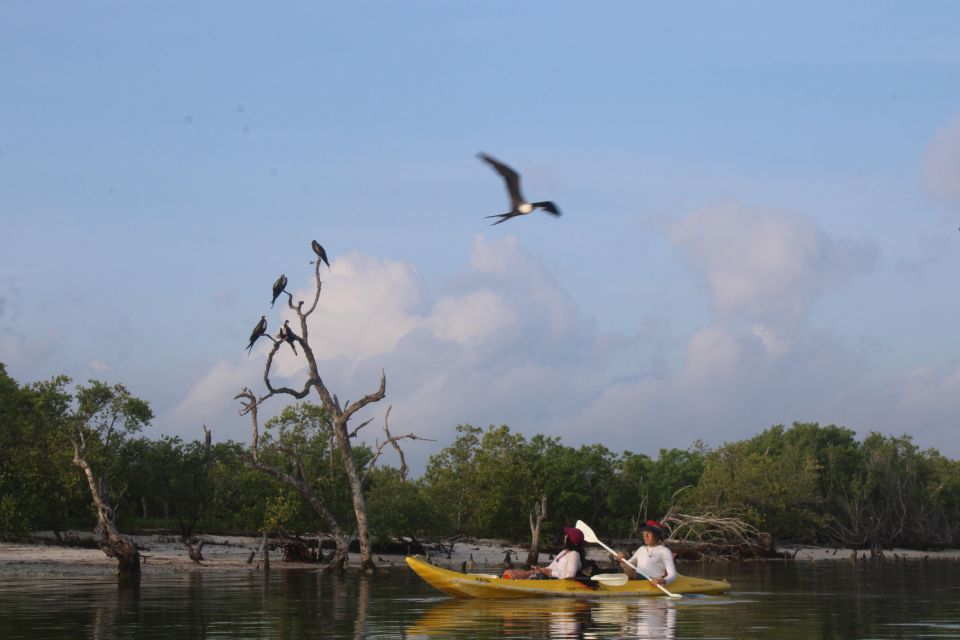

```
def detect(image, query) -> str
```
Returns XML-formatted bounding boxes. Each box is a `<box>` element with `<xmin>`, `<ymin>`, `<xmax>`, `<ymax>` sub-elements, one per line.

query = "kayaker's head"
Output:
<box><xmin>642</xmin><ymin>520</ymin><xmax>665</xmax><ymax>545</ymax></box>
<box><xmin>558</xmin><ymin>526</ymin><xmax>584</xmax><ymax>550</ymax></box>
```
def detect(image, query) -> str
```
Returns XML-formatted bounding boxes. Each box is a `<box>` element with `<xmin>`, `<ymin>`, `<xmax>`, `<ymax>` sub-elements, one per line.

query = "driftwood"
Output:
<box><xmin>660</xmin><ymin>509</ymin><xmax>784</xmax><ymax>561</ymax></box>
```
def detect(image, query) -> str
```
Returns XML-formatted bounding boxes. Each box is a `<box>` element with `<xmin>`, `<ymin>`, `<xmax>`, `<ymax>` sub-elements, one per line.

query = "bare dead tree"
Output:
<box><xmin>525</xmin><ymin>494</ymin><xmax>548</xmax><ymax>566</ymax></box>
<box><xmin>235</xmin><ymin>245</ymin><xmax>427</xmax><ymax>573</ymax></box>
<box><xmin>236</xmin><ymin>387</ymin><xmax>351</xmax><ymax>571</ymax></box>
<box><xmin>67</xmin><ymin>381</ymin><xmax>151</xmax><ymax>580</ymax></box>
<box><xmin>70</xmin><ymin>430</ymin><xmax>141</xmax><ymax>579</ymax></box>
<box><xmin>237</xmin><ymin>245</ymin><xmax>429</xmax><ymax>572</ymax></box>
<box><xmin>363</xmin><ymin>405</ymin><xmax>433</xmax><ymax>481</ymax></box>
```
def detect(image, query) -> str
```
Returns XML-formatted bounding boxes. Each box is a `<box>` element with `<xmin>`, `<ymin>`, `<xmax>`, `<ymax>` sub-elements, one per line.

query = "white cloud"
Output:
<box><xmin>666</xmin><ymin>202</ymin><xmax>877</xmax><ymax>331</ymax></box>
<box><xmin>162</xmin><ymin>223</ymin><xmax>958</xmax><ymax>472</ymax></box>
<box><xmin>924</xmin><ymin>115</ymin><xmax>960</xmax><ymax>203</ymax></box>
<box><xmin>89</xmin><ymin>360</ymin><xmax>111</xmax><ymax>373</ymax></box>
<box><xmin>163</xmin><ymin>359</ymin><xmax>262</xmax><ymax>440</ymax></box>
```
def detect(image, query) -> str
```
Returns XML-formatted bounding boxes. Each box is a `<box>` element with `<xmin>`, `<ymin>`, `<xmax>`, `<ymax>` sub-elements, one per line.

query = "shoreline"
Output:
<box><xmin>1</xmin><ymin>532</ymin><xmax>958</xmax><ymax>576</ymax></box>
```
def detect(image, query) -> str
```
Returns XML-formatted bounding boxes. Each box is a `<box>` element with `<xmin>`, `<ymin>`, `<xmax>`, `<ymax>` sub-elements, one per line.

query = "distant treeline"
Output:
<box><xmin>2</xmin><ymin>364</ymin><xmax>958</xmax><ymax>549</ymax></box>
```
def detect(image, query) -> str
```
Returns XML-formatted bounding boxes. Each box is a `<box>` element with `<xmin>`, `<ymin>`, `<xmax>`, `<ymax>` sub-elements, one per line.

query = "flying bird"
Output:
<box><xmin>271</xmin><ymin>274</ymin><xmax>288</xmax><ymax>308</ymax></box>
<box><xmin>279</xmin><ymin>319</ymin><xmax>299</xmax><ymax>356</ymax></box>
<box><xmin>246</xmin><ymin>316</ymin><xmax>267</xmax><ymax>355</ymax></box>
<box><xmin>477</xmin><ymin>152</ymin><xmax>561</xmax><ymax>225</ymax></box>
<box><xmin>311</xmin><ymin>240</ymin><xmax>330</xmax><ymax>268</ymax></box>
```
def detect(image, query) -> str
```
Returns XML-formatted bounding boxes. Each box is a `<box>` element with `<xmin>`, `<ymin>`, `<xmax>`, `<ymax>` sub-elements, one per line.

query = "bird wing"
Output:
<box><xmin>478</xmin><ymin>153</ymin><xmax>523</xmax><ymax>209</ymax></box>
<box><xmin>532</xmin><ymin>201</ymin><xmax>561</xmax><ymax>217</ymax></box>
<box><xmin>311</xmin><ymin>240</ymin><xmax>330</xmax><ymax>266</ymax></box>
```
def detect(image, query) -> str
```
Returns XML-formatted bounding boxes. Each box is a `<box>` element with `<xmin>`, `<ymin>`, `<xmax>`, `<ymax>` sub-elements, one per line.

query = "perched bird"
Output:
<box><xmin>311</xmin><ymin>240</ymin><xmax>330</xmax><ymax>268</ymax></box>
<box><xmin>246</xmin><ymin>316</ymin><xmax>267</xmax><ymax>355</ymax></box>
<box><xmin>478</xmin><ymin>152</ymin><xmax>561</xmax><ymax>225</ymax></box>
<box><xmin>278</xmin><ymin>319</ymin><xmax>299</xmax><ymax>356</ymax></box>
<box><xmin>271</xmin><ymin>274</ymin><xmax>288</xmax><ymax>308</ymax></box>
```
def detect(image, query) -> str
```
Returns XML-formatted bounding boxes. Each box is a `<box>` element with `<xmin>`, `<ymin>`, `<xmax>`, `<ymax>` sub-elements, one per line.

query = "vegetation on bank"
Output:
<box><xmin>2</xmin><ymin>364</ymin><xmax>958</xmax><ymax>553</ymax></box>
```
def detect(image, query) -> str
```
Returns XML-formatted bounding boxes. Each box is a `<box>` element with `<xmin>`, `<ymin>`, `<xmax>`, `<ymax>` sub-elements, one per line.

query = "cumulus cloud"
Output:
<box><xmin>924</xmin><ymin>115</ymin><xmax>960</xmax><ymax>203</ymax></box>
<box><xmin>665</xmin><ymin>202</ymin><xmax>878</xmax><ymax>355</ymax></box>
<box><xmin>163</xmin><ymin>359</ymin><xmax>263</xmax><ymax>440</ymax></box>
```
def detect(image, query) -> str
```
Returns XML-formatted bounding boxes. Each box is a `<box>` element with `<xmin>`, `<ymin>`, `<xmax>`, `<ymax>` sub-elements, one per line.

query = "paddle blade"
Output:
<box><xmin>591</xmin><ymin>573</ymin><xmax>628</xmax><ymax>587</ymax></box>
<box><xmin>575</xmin><ymin>520</ymin><xmax>599</xmax><ymax>543</ymax></box>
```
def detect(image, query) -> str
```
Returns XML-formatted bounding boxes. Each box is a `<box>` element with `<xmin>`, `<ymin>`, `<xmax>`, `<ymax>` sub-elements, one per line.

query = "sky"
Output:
<box><xmin>2</xmin><ymin>2</ymin><xmax>959</xmax><ymax>474</ymax></box>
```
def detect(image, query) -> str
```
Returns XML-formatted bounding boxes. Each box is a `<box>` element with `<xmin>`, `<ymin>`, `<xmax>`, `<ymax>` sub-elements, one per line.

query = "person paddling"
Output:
<box><xmin>615</xmin><ymin>520</ymin><xmax>677</xmax><ymax>586</ymax></box>
<box><xmin>504</xmin><ymin>526</ymin><xmax>584</xmax><ymax>579</ymax></box>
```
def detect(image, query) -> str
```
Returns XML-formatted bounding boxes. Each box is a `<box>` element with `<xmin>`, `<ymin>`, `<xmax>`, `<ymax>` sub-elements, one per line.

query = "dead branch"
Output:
<box><xmin>348</xmin><ymin>418</ymin><xmax>375</xmax><ymax>439</ymax></box>
<box><xmin>341</xmin><ymin>370</ymin><xmax>387</xmax><ymax>424</ymax></box>
<box><xmin>660</xmin><ymin>508</ymin><xmax>780</xmax><ymax>561</ymax></box>
<box><xmin>363</xmin><ymin>405</ymin><xmax>436</xmax><ymax>482</ymax></box>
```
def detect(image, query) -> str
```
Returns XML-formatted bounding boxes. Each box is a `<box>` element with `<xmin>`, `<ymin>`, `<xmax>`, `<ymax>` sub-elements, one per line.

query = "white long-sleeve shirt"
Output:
<box><xmin>546</xmin><ymin>549</ymin><xmax>581</xmax><ymax>579</ymax></box>
<box><xmin>627</xmin><ymin>545</ymin><xmax>677</xmax><ymax>585</ymax></box>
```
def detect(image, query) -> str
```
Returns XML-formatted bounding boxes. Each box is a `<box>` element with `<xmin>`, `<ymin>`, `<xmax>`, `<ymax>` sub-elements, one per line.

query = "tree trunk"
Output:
<box><xmin>334</xmin><ymin>417</ymin><xmax>375</xmax><ymax>573</ymax></box>
<box><xmin>72</xmin><ymin>438</ymin><xmax>141</xmax><ymax>580</ymax></box>
<box><xmin>526</xmin><ymin>494</ymin><xmax>548</xmax><ymax>566</ymax></box>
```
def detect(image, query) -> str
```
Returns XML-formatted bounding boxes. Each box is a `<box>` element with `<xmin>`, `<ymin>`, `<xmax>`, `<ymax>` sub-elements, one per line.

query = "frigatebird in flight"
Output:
<box><xmin>311</xmin><ymin>240</ymin><xmax>330</xmax><ymax>268</ymax></box>
<box><xmin>271</xmin><ymin>274</ymin><xmax>288</xmax><ymax>308</ymax></box>
<box><xmin>246</xmin><ymin>316</ymin><xmax>267</xmax><ymax>355</ymax></box>
<box><xmin>477</xmin><ymin>153</ymin><xmax>561</xmax><ymax>225</ymax></box>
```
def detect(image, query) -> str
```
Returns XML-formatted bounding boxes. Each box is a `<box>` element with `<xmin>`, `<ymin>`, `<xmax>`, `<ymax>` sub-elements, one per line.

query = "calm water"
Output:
<box><xmin>1</xmin><ymin>561</ymin><xmax>958</xmax><ymax>639</ymax></box>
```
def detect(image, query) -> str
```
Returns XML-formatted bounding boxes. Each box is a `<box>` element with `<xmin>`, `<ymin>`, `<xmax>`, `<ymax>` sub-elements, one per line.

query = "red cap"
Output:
<box><xmin>564</xmin><ymin>526</ymin><xmax>584</xmax><ymax>545</ymax></box>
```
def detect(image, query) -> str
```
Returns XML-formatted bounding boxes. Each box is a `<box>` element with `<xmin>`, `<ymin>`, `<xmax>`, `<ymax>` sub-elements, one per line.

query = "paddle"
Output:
<box><xmin>576</xmin><ymin>520</ymin><xmax>683</xmax><ymax>598</ymax></box>
<box><xmin>590</xmin><ymin>573</ymin><xmax>629</xmax><ymax>586</ymax></box>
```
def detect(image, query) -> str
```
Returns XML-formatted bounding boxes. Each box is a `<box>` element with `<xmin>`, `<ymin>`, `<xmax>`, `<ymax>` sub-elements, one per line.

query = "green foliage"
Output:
<box><xmin>2</xmin><ymin>366</ymin><xmax>958</xmax><ymax>548</ymax></box>
<box><xmin>0</xmin><ymin>366</ymin><xmax>87</xmax><ymax>534</ymax></box>
<box><xmin>257</xmin><ymin>402</ymin><xmax>373</xmax><ymax>530</ymax></box>
<box><xmin>682</xmin><ymin>424</ymin><xmax>856</xmax><ymax>538</ymax></box>
<box><xmin>366</xmin><ymin>467</ymin><xmax>438</xmax><ymax>540</ymax></box>
<box><xmin>606</xmin><ymin>445</ymin><xmax>707</xmax><ymax>536</ymax></box>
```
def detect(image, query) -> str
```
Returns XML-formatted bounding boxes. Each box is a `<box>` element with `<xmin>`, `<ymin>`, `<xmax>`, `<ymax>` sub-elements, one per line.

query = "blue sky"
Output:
<box><xmin>2</xmin><ymin>2</ymin><xmax>959</xmax><ymax>472</ymax></box>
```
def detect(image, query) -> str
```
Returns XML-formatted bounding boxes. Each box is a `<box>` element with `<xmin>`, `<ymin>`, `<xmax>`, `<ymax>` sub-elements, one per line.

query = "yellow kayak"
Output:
<box><xmin>406</xmin><ymin>556</ymin><xmax>730</xmax><ymax>598</ymax></box>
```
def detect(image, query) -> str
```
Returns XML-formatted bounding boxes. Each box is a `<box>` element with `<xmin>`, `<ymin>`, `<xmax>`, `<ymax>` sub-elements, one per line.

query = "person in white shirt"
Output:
<box><xmin>503</xmin><ymin>526</ymin><xmax>584</xmax><ymax>580</ymax></box>
<box><xmin>615</xmin><ymin>520</ymin><xmax>677</xmax><ymax>586</ymax></box>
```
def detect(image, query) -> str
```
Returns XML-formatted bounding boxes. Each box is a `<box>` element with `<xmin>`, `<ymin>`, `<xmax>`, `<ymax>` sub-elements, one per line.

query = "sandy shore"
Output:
<box><xmin>1</xmin><ymin>532</ymin><xmax>957</xmax><ymax>576</ymax></box>
<box><xmin>0</xmin><ymin>532</ymin><xmax>565</xmax><ymax>576</ymax></box>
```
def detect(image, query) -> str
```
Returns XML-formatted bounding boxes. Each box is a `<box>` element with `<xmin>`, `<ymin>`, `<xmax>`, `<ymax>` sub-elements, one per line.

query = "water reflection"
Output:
<box><xmin>407</xmin><ymin>597</ymin><xmax>682</xmax><ymax>639</ymax></box>
<box><xmin>2</xmin><ymin>562</ymin><xmax>959</xmax><ymax>639</ymax></box>
<box><xmin>592</xmin><ymin>600</ymin><xmax>677</xmax><ymax>639</ymax></box>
